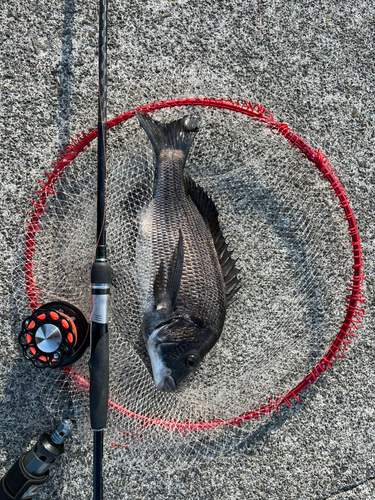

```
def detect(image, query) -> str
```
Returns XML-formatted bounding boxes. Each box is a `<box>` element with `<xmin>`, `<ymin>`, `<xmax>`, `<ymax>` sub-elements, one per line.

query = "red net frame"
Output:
<box><xmin>23</xmin><ymin>97</ymin><xmax>365</xmax><ymax>431</ymax></box>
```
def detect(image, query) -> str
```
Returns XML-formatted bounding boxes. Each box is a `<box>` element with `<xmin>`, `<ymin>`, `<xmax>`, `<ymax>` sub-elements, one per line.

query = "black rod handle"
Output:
<box><xmin>89</xmin><ymin>260</ymin><xmax>111</xmax><ymax>430</ymax></box>
<box><xmin>89</xmin><ymin>322</ymin><xmax>109</xmax><ymax>430</ymax></box>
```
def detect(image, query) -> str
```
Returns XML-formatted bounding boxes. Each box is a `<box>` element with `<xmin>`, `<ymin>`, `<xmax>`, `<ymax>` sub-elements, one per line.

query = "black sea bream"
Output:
<box><xmin>135</xmin><ymin>111</ymin><xmax>239</xmax><ymax>390</ymax></box>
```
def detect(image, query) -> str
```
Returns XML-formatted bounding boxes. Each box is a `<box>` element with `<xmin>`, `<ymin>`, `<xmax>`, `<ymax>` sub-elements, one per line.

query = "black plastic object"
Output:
<box><xmin>0</xmin><ymin>456</ymin><xmax>48</xmax><ymax>500</ymax></box>
<box><xmin>19</xmin><ymin>301</ymin><xmax>89</xmax><ymax>368</ymax></box>
<box><xmin>0</xmin><ymin>420</ymin><xmax>72</xmax><ymax>500</ymax></box>
<box><xmin>91</xmin><ymin>260</ymin><xmax>111</xmax><ymax>284</ymax></box>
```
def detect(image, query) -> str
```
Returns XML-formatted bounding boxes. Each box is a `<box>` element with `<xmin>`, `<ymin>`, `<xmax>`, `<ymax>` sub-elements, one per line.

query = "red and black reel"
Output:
<box><xmin>19</xmin><ymin>301</ymin><xmax>89</xmax><ymax>368</ymax></box>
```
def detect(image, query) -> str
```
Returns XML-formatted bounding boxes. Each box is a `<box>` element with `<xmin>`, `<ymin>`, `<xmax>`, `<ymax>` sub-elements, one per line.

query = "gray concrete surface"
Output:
<box><xmin>1</xmin><ymin>0</ymin><xmax>374</xmax><ymax>499</ymax></box>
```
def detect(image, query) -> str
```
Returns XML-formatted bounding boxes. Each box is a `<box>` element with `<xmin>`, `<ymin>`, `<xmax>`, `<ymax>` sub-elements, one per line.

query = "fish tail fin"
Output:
<box><xmin>136</xmin><ymin>111</ymin><xmax>200</xmax><ymax>158</ymax></box>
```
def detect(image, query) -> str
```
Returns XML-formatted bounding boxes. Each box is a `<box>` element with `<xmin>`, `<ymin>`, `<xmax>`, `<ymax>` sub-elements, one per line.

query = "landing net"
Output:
<box><xmin>12</xmin><ymin>98</ymin><xmax>364</xmax><ymax>470</ymax></box>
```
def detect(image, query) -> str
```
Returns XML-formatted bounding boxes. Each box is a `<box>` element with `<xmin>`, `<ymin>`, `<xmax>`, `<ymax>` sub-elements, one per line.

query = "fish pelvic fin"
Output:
<box><xmin>185</xmin><ymin>175</ymin><xmax>241</xmax><ymax>306</ymax></box>
<box><xmin>153</xmin><ymin>229</ymin><xmax>184</xmax><ymax>312</ymax></box>
<box><xmin>136</xmin><ymin>111</ymin><xmax>200</xmax><ymax>158</ymax></box>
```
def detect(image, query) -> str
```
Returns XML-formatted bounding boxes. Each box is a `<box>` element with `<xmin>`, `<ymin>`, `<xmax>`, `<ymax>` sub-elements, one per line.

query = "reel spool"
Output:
<box><xmin>19</xmin><ymin>301</ymin><xmax>89</xmax><ymax>368</ymax></box>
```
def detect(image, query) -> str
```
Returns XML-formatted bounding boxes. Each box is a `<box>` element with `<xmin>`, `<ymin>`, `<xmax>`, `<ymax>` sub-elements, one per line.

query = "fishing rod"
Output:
<box><xmin>1</xmin><ymin>1</ymin><xmax>111</xmax><ymax>498</ymax></box>
<box><xmin>89</xmin><ymin>0</ymin><xmax>111</xmax><ymax>498</ymax></box>
<box><xmin>0</xmin><ymin>5</ymin><xmax>111</xmax><ymax>484</ymax></box>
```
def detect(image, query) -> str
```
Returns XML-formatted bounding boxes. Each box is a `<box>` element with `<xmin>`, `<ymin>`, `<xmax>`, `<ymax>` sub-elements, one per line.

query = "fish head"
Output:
<box><xmin>145</xmin><ymin>317</ymin><xmax>212</xmax><ymax>391</ymax></box>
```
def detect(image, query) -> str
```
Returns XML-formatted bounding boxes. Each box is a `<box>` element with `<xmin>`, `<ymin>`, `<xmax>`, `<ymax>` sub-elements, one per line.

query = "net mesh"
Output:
<box><xmin>12</xmin><ymin>101</ymin><xmax>363</xmax><ymax>470</ymax></box>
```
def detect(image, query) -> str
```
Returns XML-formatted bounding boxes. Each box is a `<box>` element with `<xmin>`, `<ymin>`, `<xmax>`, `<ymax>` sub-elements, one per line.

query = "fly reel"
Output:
<box><xmin>19</xmin><ymin>301</ymin><xmax>89</xmax><ymax>368</ymax></box>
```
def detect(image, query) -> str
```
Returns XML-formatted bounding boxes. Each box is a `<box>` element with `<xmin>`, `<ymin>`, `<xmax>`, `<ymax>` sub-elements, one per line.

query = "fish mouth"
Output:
<box><xmin>163</xmin><ymin>374</ymin><xmax>176</xmax><ymax>391</ymax></box>
<box><xmin>146</xmin><ymin>337</ymin><xmax>178</xmax><ymax>391</ymax></box>
<box><xmin>152</xmin><ymin>359</ymin><xmax>177</xmax><ymax>391</ymax></box>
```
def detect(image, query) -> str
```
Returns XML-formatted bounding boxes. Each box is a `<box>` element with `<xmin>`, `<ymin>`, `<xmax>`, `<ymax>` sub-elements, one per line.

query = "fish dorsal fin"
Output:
<box><xmin>184</xmin><ymin>176</ymin><xmax>240</xmax><ymax>305</ymax></box>
<box><xmin>136</xmin><ymin>111</ymin><xmax>200</xmax><ymax>158</ymax></box>
<box><xmin>153</xmin><ymin>229</ymin><xmax>184</xmax><ymax>312</ymax></box>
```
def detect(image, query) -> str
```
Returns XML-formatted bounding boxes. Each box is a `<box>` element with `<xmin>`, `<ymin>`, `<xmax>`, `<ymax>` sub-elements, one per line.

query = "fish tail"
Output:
<box><xmin>136</xmin><ymin>111</ymin><xmax>200</xmax><ymax>158</ymax></box>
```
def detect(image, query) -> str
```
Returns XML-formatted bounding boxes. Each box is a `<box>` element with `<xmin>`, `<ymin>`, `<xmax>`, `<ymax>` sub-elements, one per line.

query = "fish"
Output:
<box><xmin>135</xmin><ymin>111</ymin><xmax>240</xmax><ymax>391</ymax></box>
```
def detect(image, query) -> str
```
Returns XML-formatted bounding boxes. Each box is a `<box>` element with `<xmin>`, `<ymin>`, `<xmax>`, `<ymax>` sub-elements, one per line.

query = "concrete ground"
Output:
<box><xmin>1</xmin><ymin>0</ymin><xmax>374</xmax><ymax>499</ymax></box>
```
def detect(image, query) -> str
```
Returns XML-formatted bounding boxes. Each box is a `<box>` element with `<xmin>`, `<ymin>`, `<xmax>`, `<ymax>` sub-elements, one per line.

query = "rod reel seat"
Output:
<box><xmin>19</xmin><ymin>301</ymin><xmax>89</xmax><ymax>368</ymax></box>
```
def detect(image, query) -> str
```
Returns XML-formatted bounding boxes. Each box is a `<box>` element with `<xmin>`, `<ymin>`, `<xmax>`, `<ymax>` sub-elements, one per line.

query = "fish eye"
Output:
<box><xmin>185</xmin><ymin>355</ymin><xmax>198</xmax><ymax>368</ymax></box>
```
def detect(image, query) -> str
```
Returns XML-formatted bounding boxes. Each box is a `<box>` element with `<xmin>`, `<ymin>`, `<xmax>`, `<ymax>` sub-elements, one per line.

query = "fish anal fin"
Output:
<box><xmin>185</xmin><ymin>175</ymin><xmax>241</xmax><ymax>305</ymax></box>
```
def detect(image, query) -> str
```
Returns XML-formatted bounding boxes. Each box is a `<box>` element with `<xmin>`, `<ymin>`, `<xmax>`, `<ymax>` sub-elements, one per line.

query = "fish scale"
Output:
<box><xmin>150</xmin><ymin>163</ymin><xmax>225</xmax><ymax>327</ymax></box>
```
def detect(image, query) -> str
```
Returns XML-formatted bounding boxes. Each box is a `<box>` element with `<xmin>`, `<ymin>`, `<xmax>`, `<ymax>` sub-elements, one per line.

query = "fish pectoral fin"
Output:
<box><xmin>167</xmin><ymin>229</ymin><xmax>184</xmax><ymax>308</ymax></box>
<box><xmin>153</xmin><ymin>230</ymin><xmax>184</xmax><ymax>311</ymax></box>
<box><xmin>153</xmin><ymin>264</ymin><xmax>174</xmax><ymax>313</ymax></box>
